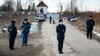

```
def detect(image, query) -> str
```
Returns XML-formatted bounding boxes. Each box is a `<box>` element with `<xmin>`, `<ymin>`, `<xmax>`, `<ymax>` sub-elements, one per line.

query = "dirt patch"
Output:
<box><xmin>0</xmin><ymin>32</ymin><xmax>43</xmax><ymax>56</ymax></box>
<box><xmin>0</xmin><ymin>44</ymin><xmax>43</xmax><ymax>56</ymax></box>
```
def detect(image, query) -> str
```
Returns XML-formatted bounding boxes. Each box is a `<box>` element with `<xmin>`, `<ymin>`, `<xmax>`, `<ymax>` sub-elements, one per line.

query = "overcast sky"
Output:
<box><xmin>0</xmin><ymin>0</ymin><xmax>100</xmax><ymax>12</ymax></box>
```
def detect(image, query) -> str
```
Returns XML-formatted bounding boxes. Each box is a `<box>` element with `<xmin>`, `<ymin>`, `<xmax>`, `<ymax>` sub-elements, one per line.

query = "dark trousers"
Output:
<box><xmin>58</xmin><ymin>40</ymin><xmax>64</xmax><ymax>52</ymax></box>
<box><xmin>22</xmin><ymin>34</ymin><xmax>28</xmax><ymax>46</ymax></box>
<box><xmin>50</xmin><ymin>20</ymin><xmax>52</xmax><ymax>24</ymax></box>
<box><xmin>87</xmin><ymin>29</ymin><xmax>93</xmax><ymax>39</ymax></box>
<box><xmin>9</xmin><ymin>37</ymin><xmax>15</xmax><ymax>50</ymax></box>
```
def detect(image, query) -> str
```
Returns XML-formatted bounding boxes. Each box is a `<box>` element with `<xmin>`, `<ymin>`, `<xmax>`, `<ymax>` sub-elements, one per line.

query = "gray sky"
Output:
<box><xmin>0</xmin><ymin>0</ymin><xmax>100</xmax><ymax>12</ymax></box>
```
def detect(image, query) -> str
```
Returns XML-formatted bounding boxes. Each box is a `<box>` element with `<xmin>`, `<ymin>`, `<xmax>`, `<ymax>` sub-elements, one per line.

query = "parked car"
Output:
<box><xmin>0</xmin><ymin>14</ymin><xmax>5</xmax><ymax>18</ymax></box>
<box><xmin>35</xmin><ymin>15</ymin><xmax>45</xmax><ymax>22</ymax></box>
<box><xmin>67</xmin><ymin>16</ymin><xmax>80</xmax><ymax>22</ymax></box>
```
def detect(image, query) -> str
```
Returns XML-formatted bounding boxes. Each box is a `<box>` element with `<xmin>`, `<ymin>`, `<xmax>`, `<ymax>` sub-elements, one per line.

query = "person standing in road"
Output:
<box><xmin>21</xmin><ymin>19</ymin><xmax>31</xmax><ymax>46</ymax></box>
<box><xmin>8</xmin><ymin>20</ymin><xmax>17</xmax><ymax>50</ymax></box>
<box><xmin>49</xmin><ymin>16</ymin><xmax>52</xmax><ymax>24</ymax></box>
<box><xmin>86</xmin><ymin>16</ymin><xmax>95</xmax><ymax>40</ymax></box>
<box><xmin>56</xmin><ymin>19</ymin><xmax>66</xmax><ymax>54</ymax></box>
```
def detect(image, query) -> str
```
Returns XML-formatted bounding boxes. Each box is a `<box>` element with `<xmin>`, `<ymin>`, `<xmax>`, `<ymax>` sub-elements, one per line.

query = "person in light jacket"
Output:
<box><xmin>21</xmin><ymin>19</ymin><xmax>31</xmax><ymax>46</ymax></box>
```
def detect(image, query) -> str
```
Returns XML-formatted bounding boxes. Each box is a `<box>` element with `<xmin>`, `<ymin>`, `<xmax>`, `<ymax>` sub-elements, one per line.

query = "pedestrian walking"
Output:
<box><xmin>21</xmin><ymin>19</ymin><xmax>31</xmax><ymax>46</ymax></box>
<box><xmin>49</xmin><ymin>16</ymin><xmax>52</xmax><ymax>24</ymax></box>
<box><xmin>8</xmin><ymin>20</ymin><xmax>17</xmax><ymax>50</ymax></box>
<box><xmin>86</xmin><ymin>16</ymin><xmax>95</xmax><ymax>40</ymax></box>
<box><xmin>56</xmin><ymin>19</ymin><xmax>66</xmax><ymax>54</ymax></box>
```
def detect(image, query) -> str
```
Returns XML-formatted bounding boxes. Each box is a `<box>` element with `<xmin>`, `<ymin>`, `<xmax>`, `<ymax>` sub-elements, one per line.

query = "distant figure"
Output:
<box><xmin>8</xmin><ymin>20</ymin><xmax>17</xmax><ymax>50</ymax></box>
<box><xmin>53</xmin><ymin>20</ymin><xmax>55</xmax><ymax>24</ymax></box>
<box><xmin>56</xmin><ymin>19</ymin><xmax>66</xmax><ymax>54</ymax></box>
<box><xmin>86</xmin><ymin>16</ymin><xmax>95</xmax><ymax>40</ymax></box>
<box><xmin>21</xmin><ymin>19</ymin><xmax>31</xmax><ymax>46</ymax></box>
<box><xmin>49</xmin><ymin>16</ymin><xmax>52</xmax><ymax>24</ymax></box>
<box><xmin>40</xmin><ymin>8</ymin><xmax>43</xmax><ymax>13</ymax></box>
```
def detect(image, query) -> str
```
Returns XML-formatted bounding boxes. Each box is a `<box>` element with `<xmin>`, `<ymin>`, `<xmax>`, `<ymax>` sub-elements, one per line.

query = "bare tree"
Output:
<box><xmin>17</xmin><ymin>0</ymin><xmax>23</xmax><ymax>12</ymax></box>
<box><xmin>3</xmin><ymin>0</ymin><xmax>14</xmax><ymax>16</ymax></box>
<box><xmin>28</xmin><ymin>5</ymin><xmax>31</xmax><ymax>11</ymax></box>
<box><xmin>3</xmin><ymin>0</ymin><xmax>14</xmax><ymax>11</ymax></box>
<box><xmin>32</xmin><ymin>2</ymin><xmax>36</xmax><ymax>11</ymax></box>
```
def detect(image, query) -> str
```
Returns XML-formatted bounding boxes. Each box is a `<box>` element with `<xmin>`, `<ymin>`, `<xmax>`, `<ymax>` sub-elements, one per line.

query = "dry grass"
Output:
<box><xmin>0</xmin><ymin>15</ymin><xmax>35</xmax><ymax>29</ymax></box>
<box><xmin>70</xmin><ymin>18</ymin><xmax>100</xmax><ymax>42</ymax></box>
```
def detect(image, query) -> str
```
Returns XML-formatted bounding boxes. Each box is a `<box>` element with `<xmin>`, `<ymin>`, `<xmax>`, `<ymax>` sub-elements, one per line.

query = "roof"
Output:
<box><xmin>37</xmin><ymin>1</ymin><xmax>48</xmax><ymax>8</ymax></box>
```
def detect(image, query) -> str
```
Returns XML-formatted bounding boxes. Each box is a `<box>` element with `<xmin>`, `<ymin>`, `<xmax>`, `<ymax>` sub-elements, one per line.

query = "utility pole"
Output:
<box><xmin>61</xmin><ymin>4</ymin><xmax>63</xmax><ymax>19</ymax></box>
<box><xmin>17</xmin><ymin>0</ymin><xmax>21</xmax><ymax>12</ymax></box>
<box><xmin>59</xmin><ymin>0</ymin><xmax>63</xmax><ymax>19</ymax></box>
<box><xmin>17</xmin><ymin>0</ymin><xmax>18</xmax><ymax>12</ymax></box>
<box><xmin>81</xmin><ymin>0</ymin><xmax>83</xmax><ymax>12</ymax></box>
<box><xmin>70</xmin><ymin>0</ymin><xmax>77</xmax><ymax>15</ymax></box>
<box><xmin>10</xmin><ymin>0</ymin><xmax>12</xmax><ymax>17</ymax></box>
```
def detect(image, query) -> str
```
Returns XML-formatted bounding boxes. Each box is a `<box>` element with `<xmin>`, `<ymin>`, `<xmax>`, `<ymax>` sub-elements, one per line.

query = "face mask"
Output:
<box><xmin>59</xmin><ymin>22</ymin><xmax>63</xmax><ymax>25</ymax></box>
<box><xmin>24</xmin><ymin>21</ymin><xmax>27</xmax><ymax>23</ymax></box>
<box><xmin>89</xmin><ymin>17</ymin><xmax>92</xmax><ymax>19</ymax></box>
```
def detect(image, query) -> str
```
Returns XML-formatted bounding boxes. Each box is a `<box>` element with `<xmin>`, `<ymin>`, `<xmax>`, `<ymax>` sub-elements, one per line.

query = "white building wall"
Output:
<box><xmin>37</xmin><ymin>7</ymin><xmax>48</xmax><ymax>14</ymax></box>
<box><xmin>47</xmin><ymin>13</ymin><xmax>60</xmax><ymax>19</ymax></box>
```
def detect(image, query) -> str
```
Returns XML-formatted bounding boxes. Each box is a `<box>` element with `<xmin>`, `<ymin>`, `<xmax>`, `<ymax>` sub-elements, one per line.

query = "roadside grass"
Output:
<box><xmin>68</xmin><ymin>18</ymin><xmax>100</xmax><ymax>42</ymax></box>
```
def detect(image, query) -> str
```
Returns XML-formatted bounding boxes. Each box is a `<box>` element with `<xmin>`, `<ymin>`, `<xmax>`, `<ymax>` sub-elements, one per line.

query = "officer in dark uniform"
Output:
<box><xmin>8</xmin><ymin>20</ymin><xmax>17</xmax><ymax>50</ymax></box>
<box><xmin>49</xmin><ymin>16</ymin><xmax>52</xmax><ymax>24</ymax></box>
<box><xmin>56</xmin><ymin>19</ymin><xmax>66</xmax><ymax>54</ymax></box>
<box><xmin>86</xmin><ymin>16</ymin><xmax>95</xmax><ymax>40</ymax></box>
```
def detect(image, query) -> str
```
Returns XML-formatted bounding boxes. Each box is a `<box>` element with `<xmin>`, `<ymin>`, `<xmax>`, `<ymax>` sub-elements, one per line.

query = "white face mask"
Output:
<box><xmin>59</xmin><ymin>22</ymin><xmax>63</xmax><ymax>25</ymax></box>
<box><xmin>24</xmin><ymin>21</ymin><xmax>27</xmax><ymax>23</ymax></box>
<box><xmin>89</xmin><ymin>17</ymin><xmax>92</xmax><ymax>19</ymax></box>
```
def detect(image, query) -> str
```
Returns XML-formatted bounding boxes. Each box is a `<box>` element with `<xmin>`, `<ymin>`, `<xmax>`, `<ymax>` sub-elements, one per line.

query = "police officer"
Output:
<box><xmin>8</xmin><ymin>20</ymin><xmax>17</xmax><ymax>50</ymax></box>
<box><xmin>56</xmin><ymin>19</ymin><xmax>66</xmax><ymax>54</ymax></box>
<box><xmin>49</xmin><ymin>16</ymin><xmax>52</xmax><ymax>24</ymax></box>
<box><xmin>86</xmin><ymin>16</ymin><xmax>95</xmax><ymax>40</ymax></box>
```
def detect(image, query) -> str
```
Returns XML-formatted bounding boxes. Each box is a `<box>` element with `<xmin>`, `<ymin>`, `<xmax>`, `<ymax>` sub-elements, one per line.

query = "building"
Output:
<box><xmin>47</xmin><ymin>13</ymin><xmax>60</xmax><ymax>19</ymax></box>
<box><xmin>36</xmin><ymin>1</ymin><xmax>48</xmax><ymax>14</ymax></box>
<box><xmin>36</xmin><ymin>1</ymin><xmax>60</xmax><ymax>19</ymax></box>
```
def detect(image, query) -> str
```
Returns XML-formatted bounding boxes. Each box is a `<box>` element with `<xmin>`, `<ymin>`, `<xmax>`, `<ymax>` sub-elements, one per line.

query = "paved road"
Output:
<box><xmin>40</xmin><ymin>19</ymin><xmax>100</xmax><ymax>56</ymax></box>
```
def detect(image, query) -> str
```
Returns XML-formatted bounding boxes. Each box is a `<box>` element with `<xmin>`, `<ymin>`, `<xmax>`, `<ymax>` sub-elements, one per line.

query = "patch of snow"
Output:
<box><xmin>3</xmin><ymin>28</ymin><xmax>8</xmax><ymax>31</ymax></box>
<box><xmin>0</xmin><ymin>29</ymin><xmax>2</xmax><ymax>33</ymax></box>
<box><xmin>0</xmin><ymin>22</ymin><xmax>39</xmax><ymax>35</ymax></box>
<box><xmin>82</xmin><ymin>31</ymin><xmax>100</xmax><ymax>38</ymax></box>
<box><xmin>17</xmin><ymin>22</ymin><xmax>39</xmax><ymax>36</ymax></box>
<box><xmin>93</xmin><ymin>31</ymin><xmax>100</xmax><ymax>38</ymax></box>
<box><xmin>17</xmin><ymin>30</ymin><xmax>22</xmax><ymax>36</ymax></box>
<box><xmin>2</xmin><ymin>28</ymin><xmax>8</xmax><ymax>33</ymax></box>
<box><xmin>30</xmin><ymin>22</ymin><xmax>39</xmax><ymax>33</ymax></box>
